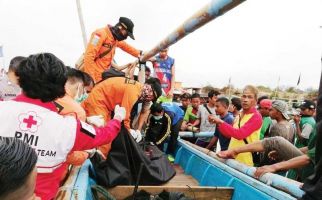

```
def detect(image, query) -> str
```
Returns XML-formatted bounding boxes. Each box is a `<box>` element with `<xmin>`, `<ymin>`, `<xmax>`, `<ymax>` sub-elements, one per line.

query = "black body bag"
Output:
<box><xmin>90</xmin><ymin>125</ymin><xmax>176</xmax><ymax>187</ymax></box>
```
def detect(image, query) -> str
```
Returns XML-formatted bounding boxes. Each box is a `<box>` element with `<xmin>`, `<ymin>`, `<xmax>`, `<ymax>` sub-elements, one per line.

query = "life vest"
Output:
<box><xmin>0</xmin><ymin>101</ymin><xmax>77</xmax><ymax>173</ymax></box>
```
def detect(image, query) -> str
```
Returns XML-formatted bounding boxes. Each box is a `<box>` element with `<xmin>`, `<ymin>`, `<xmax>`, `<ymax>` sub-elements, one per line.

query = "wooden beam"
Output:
<box><xmin>108</xmin><ymin>185</ymin><xmax>233</xmax><ymax>200</ymax></box>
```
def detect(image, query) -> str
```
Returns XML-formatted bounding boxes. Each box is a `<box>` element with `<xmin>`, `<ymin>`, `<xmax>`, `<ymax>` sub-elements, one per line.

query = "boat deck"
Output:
<box><xmin>107</xmin><ymin>164</ymin><xmax>233</xmax><ymax>200</ymax></box>
<box><xmin>163</xmin><ymin>164</ymin><xmax>199</xmax><ymax>186</ymax></box>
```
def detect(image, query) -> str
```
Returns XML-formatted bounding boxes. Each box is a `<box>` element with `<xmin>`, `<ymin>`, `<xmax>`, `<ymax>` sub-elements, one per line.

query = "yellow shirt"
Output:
<box><xmin>228</xmin><ymin>113</ymin><xmax>260</xmax><ymax>166</ymax></box>
<box><xmin>219</xmin><ymin>107</ymin><xmax>262</xmax><ymax>166</ymax></box>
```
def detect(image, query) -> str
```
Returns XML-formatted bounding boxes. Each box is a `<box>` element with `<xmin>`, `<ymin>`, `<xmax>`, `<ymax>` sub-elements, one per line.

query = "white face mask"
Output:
<box><xmin>75</xmin><ymin>93</ymin><xmax>88</xmax><ymax>103</ymax></box>
<box><xmin>152</xmin><ymin>115</ymin><xmax>163</xmax><ymax>120</ymax></box>
<box><xmin>74</xmin><ymin>83</ymin><xmax>87</xmax><ymax>103</ymax></box>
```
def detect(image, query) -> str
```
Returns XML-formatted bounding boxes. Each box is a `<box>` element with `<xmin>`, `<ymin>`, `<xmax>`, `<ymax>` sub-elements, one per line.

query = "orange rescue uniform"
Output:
<box><xmin>82</xmin><ymin>77</ymin><xmax>143</xmax><ymax>155</ymax></box>
<box><xmin>82</xmin><ymin>77</ymin><xmax>142</xmax><ymax>130</ymax></box>
<box><xmin>83</xmin><ymin>26</ymin><xmax>141</xmax><ymax>83</ymax></box>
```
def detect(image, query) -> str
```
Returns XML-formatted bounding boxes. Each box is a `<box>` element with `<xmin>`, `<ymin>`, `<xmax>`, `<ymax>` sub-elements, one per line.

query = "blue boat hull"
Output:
<box><xmin>175</xmin><ymin>139</ymin><xmax>303</xmax><ymax>200</ymax></box>
<box><xmin>59</xmin><ymin>139</ymin><xmax>304</xmax><ymax>200</ymax></box>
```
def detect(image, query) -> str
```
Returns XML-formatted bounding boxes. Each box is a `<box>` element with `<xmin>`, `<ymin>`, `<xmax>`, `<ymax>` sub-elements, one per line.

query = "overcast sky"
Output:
<box><xmin>0</xmin><ymin>0</ymin><xmax>321</xmax><ymax>90</ymax></box>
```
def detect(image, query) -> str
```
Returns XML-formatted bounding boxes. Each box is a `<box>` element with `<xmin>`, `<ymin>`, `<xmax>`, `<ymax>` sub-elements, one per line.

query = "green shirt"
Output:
<box><xmin>157</xmin><ymin>95</ymin><xmax>172</xmax><ymax>103</ymax></box>
<box><xmin>295</xmin><ymin>116</ymin><xmax>316</xmax><ymax>148</ymax></box>
<box><xmin>287</xmin><ymin>128</ymin><xmax>316</xmax><ymax>181</ymax></box>
<box><xmin>183</xmin><ymin>106</ymin><xmax>199</xmax><ymax>124</ymax></box>
<box><xmin>259</xmin><ymin>116</ymin><xmax>272</xmax><ymax>140</ymax></box>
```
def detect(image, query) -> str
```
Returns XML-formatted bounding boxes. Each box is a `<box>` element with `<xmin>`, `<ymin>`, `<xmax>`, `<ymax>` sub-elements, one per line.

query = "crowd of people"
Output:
<box><xmin>0</xmin><ymin>16</ymin><xmax>320</xmax><ymax>200</ymax></box>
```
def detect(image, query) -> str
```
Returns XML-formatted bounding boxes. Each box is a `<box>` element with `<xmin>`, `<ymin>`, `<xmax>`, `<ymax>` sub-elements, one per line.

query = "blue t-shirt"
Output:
<box><xmin>162</xmin><ymin>102</ymin><xmax>184</xmax><ymax>125</ymax></box>
<box><xmin>153</xmin><ymin>55</ymin><xmax>175</xmax><ymax>94</ymax></box>
<box><xmin>214</xmin><ymin>113</ymin><xmax>234</xmax><ymax>151</ymax></box>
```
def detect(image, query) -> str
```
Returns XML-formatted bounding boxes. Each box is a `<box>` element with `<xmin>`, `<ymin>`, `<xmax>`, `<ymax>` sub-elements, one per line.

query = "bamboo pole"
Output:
<box><xmin>76</xmin><ymin>0</ymin><xmax>88</xmax><ymax>49</ymax></box>
<box><xmin>138</xmin><ymin>0</ymin><xmax>246</xmax><ymax>83</ymax></box>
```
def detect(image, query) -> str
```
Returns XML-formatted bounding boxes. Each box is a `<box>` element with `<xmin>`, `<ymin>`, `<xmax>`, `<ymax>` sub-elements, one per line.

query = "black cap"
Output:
<box><xmin>300</xmin><ymin>100</ymin><xmax>316</xmax><ymax>110</ymax></box>
<box><xmin>119</xmin><ymin>17</ymin><xmax>135</xmax><ymax>40</ymax></box>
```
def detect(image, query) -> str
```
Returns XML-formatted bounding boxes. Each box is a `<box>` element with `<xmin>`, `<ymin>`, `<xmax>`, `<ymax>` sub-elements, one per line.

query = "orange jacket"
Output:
<box><xmin>54</xmin><ymin>95</ymin><xmax>89</xmax><ymax>174</ymax></box>
<box><xmin>82</xmin><ymin>77</ymin><xmax>142</xmax><ymax>130</ymax></box>
<box><xmin>83</xmin><ymin>26</ymin><xmax>141</xmax><ymax>83</ymax></box>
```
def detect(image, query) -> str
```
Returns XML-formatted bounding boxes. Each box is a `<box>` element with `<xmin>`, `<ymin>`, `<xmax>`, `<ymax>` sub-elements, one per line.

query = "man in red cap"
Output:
<box><xmin>83</xmin><ymin>17</ymin><xmax>142</xmax><ymax>83</ymax></box>
<box><xmin>258</xmin><ymin>98</ymin><xmax>272</xmax><ymax>140</ymax></box>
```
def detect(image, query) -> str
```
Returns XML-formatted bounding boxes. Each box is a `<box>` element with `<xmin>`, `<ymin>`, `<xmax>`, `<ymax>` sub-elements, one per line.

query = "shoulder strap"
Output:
<box><xmin>238</xmin><ymin>114</ymin><xmax>242</xmax><ymax>128</ymax></box>
<box><xmin>238</xmin><ymin>113</ymin><xmax>248</xmax><ymax>144</ymax></box>
<box><xmin>53</xmin><ymin>101</ymin><xmax>64</xmax><ymax>114</ymax></box>
<box><xmin>95</xmin><ymin>28</ymin><xmax>114</xmax><ymax>61</ymax></box>
<box><xmin>203</xmin><ymin>103</ymin><xmax>212</xmax><ymax>114</ymax></box>
<box><xmin>96</xmin><ymin>43</ymin><xmax>113</xmax><ymax>60</ymax></box>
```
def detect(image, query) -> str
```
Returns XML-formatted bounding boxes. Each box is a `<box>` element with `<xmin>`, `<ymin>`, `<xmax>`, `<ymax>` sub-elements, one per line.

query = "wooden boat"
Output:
<box><xmin>56</xmin><ymin>160</ymin><xmax>233</xmax><ymax>200</ymax></box>
<box><xmin>107</xmin><ymin>165</ymin><xmax>233</xmax><ymax>200</ymax></box>
<box><xmin>56</xmin><ymin>138</ymin><xmax>304</xmax><ymax>200</ymax></box>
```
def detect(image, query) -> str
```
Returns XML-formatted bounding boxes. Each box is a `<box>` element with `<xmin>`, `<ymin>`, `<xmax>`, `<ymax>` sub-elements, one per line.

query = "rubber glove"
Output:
<box><xmin>130</xmin><ymin>129</ymin><xmax>142</xmax><ymax>143</ymax></box>
<box><xmin>86</xmin><ymin>115</ymin><xmax>105</xmax><ymax>127</ymax></box>
<box><xmin>113</xmin><ymin>105</ymin><xmax>126</xmax><ymax>122</ymax></box>
<box><xmin>135</xmin><ymin>130</ymin><xmax>142</xmax><ymax>143</ymax></box>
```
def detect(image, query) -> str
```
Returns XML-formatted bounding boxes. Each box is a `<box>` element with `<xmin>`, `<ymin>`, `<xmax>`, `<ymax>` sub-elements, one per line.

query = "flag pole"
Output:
<box><xmin>138</xmin><ymin>0</ymin><xmax>246</xmax><ymax>83</ymax></box>
<box><xmin>76</xmin><ymin>0</ymin><xmax>88</xmax><ymax>49</ymax></box>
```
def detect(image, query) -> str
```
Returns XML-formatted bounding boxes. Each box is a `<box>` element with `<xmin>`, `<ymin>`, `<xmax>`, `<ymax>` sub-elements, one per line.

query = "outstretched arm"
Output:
<box><xmin>217</xmin><ymin>141</ymin><xmax>264</xmax><ymax>159</ymax></box>
<box><xmin>137</xmin><ymin>104</ymin><xmax>151</xmax><ymax>131</ymax></box>
<box><xmin>72</xmin><ymin>105</ymin><xmax>126</xmax><ymax>151</ymax></box>
<box><xmin>254</xmin><ymin>154</ymin><xmax>310</xmax><ymax>178</ymax></box>
<box><xmin>206</xmin><ymin>136</ymin><xmax>218</xmax><ymax>150</ymax></box>
<box><xmin>111</xmin><ymin>61</ymin><xmax>133</xmax><ymax>71</ymax></box>
<box><xmin>117</xmin><ymin>41</ymin><xmax>141</xmax><ymax>57</ymax></box>
<box><xmin>209</xmin><ymin>114</ymin><xmax>262</xmax><ymax>140</ymax></box>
